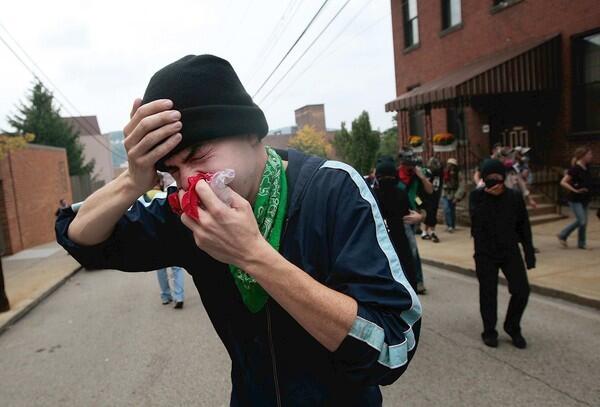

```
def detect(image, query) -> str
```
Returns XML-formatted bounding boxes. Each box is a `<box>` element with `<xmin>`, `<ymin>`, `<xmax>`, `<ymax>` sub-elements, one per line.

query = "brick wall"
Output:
<box><xmin>389</xmin><ymin>0</ymin><xmax>600</xmax><ymax>165</ymax></box>
<box><xmin>0</xmin><ymin>144</ymin><xmax>72</xmax><ymax>254</ymax></box>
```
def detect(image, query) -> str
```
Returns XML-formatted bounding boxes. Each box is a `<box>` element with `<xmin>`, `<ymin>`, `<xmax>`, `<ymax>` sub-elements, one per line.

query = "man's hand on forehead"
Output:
<box><xmin>122</xmin><ymin>98</ymin><xmax>182</xmax><ymax>194</ymax></box>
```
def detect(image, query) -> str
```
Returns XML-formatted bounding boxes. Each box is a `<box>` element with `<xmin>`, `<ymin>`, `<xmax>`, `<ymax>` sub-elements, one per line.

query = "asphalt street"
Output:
<box><xmin>0</xmin><ymin>265</ymin><xmax>598</xmax><ymax>406</ymax></box>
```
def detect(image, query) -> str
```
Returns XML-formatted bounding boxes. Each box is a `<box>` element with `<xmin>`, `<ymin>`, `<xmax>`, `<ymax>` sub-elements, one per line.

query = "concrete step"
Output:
<box><xmin>528</xmin><ymin>203</ymin><xmax>559</xmax><ymax>217</ymax></box>
<box><xmin>529</xmin><ymin>213</ymin><xmax>568</xmax><ymax>226</ymax></box>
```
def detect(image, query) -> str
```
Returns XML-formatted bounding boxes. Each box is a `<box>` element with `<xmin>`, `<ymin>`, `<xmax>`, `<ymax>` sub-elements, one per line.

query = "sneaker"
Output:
<box><xmin>557</xmin><ymin>235</ymin><xmax>567</xmax><ymax>248</ymax></box>
<box><xmin>416</xmin><ymin>282</ymin><xmax>427</xmax><ymax>295</ymax></box>
<box><xmin>431</xmin><ymin>233</ymin><xmax>440</xmax><ymax>243</ymax></box>
<box><xmin>174</xmin><ymin>301</ymin><xmax>184</xmax><ymax>309</ymax></box>
<box><xmin>162</xmin><ymin>299</ymin><xmax>172</xmax><ymax>305</ymax></box>
<box><xmin>481</xmin><ymin>332</ymin><xmax>498</xmax><ymax>348</ymax></box>
<box><xmin>447</xmin><ymin>227</ymin><xmax>455</xmax><ymax>234</ymax></box>
<box><xmin>504</xmin><ymin>328</ymin><xmax>527</xmax><ymax>349</ymax></box>
<box><xmin>422</xmin><ymin>234</ymin><xmax>431</xmax><ymax>240</ymax></box>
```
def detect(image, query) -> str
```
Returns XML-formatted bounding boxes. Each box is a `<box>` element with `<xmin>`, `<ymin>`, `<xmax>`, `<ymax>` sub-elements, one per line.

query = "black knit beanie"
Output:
<box><xmin>376</xmin><ymin>156</ymin><xmax>397</xmax><ymax>178</ymax></box>
<box><xmin>480</xmin><ymin>159</ymin><xmax>506</xmax><ymax>179</ymax></box>
<box><xmin>141</xmin><ymin>54</ymin><xmax>269</xmax><ymax>171</ymax></box>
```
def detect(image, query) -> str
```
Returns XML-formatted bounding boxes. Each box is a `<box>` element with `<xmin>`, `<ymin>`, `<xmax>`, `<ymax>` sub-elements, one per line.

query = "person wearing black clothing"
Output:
<box><xmin>372</xmin><ymin>157</ymin><xmax>422</xmax><ymax>290</ymax></box>
<box><xmin>558</xmin><ymin>147</ymin><xmax>594</xmax><ymax>249</ymax></box>
<box><xmin>422</xmin><ymin>157</ymin><xmax>443</xmax><ymax>242</ymax></box>
<box><xmin>469</xmin><ymin>159</ymin><xmax>536</xmax><ymax>349</ymax></box>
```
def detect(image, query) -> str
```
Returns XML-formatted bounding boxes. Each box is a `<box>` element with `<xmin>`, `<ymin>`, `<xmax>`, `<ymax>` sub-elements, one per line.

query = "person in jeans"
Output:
<box><xmin>397</xmin><ymin>148</ymin><xmax>433</xmax><ymax>294</ymax></box>
<box><xmin>558</xmin><ymin>147</ymin><xmax>594</xmax><ymax>249</ymax></box>
<box><xmin>422</xmin><ymin>156</ymin><xmax>443</xmax><ymax>243</ymax></box>
<box><xmin>157</xmin><ymin>267</ymin><xmax>185</xmax><ymax>308</ymax></box>
<box><xmin>442</xmin><ymin>158</ymin><xmax>464</xmax><ymax>233</ymax></box>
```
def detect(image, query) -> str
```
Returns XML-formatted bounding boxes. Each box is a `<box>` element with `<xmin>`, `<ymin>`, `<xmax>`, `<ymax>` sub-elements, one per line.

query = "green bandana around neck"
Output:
<box><xmin>229</xmin><ymin>146</ymin><xmax>288</xmax><ymax>313</ymax></box>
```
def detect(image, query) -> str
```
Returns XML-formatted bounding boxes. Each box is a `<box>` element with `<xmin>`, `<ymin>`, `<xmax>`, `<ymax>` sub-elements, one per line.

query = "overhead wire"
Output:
<box><xmin>0</xmin><ymin>21</ymin><xmax>127</xmax><ymax>161</ymax></box>
<box><xmin>251</xmin><ymin>0</ymin><xmax>332</xmax><ymax>99</ymax></box>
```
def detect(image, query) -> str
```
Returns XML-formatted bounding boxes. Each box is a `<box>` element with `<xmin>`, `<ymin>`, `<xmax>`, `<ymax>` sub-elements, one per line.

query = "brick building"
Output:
<box><xmin>385</xmin><ymin>0</ymin><xmax>599</xmax><ymax>173</ymax></box>
<box><xmin>0</xmin><ymin>144</ymin><xmax>72</xmax><ymax>254</ymax></box>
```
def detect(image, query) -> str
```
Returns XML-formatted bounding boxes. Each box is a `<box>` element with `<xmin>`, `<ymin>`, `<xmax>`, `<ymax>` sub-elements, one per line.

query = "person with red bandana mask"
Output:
<box><xmin>397</xmin><ymin>147</ymin><xmax>432</xmax><ymax>294</ymax></box>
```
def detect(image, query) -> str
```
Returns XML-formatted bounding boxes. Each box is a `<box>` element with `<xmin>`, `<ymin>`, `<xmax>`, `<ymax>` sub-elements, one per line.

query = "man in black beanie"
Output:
<box><xmin>56</xmin><ymin>55</ymin><xmax>421</xmax><ymax>406</ymax></box>
<box><xmin>469</xmin><ymin>159</ymin><xmax>535</xmax><ymax>349</ymax></box>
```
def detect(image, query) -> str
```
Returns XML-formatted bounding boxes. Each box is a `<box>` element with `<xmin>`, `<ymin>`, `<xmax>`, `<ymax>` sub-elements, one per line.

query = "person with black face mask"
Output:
<box><xmin>469</xmin><ymin>159</ymin><xmax>536</xmax><ymax>349</ymax></box>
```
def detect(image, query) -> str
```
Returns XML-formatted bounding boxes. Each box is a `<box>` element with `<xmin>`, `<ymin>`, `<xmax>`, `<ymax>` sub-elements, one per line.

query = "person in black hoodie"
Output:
<box><xmin>469</xmin><ymin>159</ymin><xmax>535</xmax><ymax>349</ymax></box>
<box><xmin>372</xmin><ymin>157</ymin><xmax>422</xmax><ymax>290</ymax></box>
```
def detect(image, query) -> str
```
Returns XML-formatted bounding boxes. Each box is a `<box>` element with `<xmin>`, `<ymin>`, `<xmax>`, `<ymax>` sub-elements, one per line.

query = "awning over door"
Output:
<box><xmin>385</xmin><ymin>34</ymin><xmax>561</xmax><ymax>112</ymax></box>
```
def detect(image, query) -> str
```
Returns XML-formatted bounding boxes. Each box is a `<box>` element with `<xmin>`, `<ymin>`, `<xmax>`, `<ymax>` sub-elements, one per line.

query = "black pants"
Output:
<box><xmin>475</xmin><ymin>253</ymin><xmax>530</xmax><ymax>335</ymax></box>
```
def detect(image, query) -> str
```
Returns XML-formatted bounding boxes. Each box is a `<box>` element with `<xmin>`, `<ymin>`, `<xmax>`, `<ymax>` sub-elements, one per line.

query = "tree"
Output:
<box><xmin>0</xmin><ymin>132</ymin><xmax>35</xmax><ymax>312</ymax></box>
<box><xmin>289</xmin><ymin>125</ymin><xmax>332</xmax><ymax>158</ymax></box>
<box><xmin>6</xmin><ymin>80</ymin><xmax>93</xmax><ymax>176</ymax></box>
<box><xmin>350</xmin><ymin>112</ymin><xmax>380</xmax><ymax>175</ymax></box>
<box><xmin>378</xmin><ymin>126</ymin><xmax>399</xmax><ymax>159</ymax></box>
<box><xmin>333</xmin><ymin>112</ymin><xmax>380</xmax><ymax>174</ymax></box>
<box><xmin>333</xmin><ymin>122</ymin><xmax>351</xmax><ymax>162</ymax></box>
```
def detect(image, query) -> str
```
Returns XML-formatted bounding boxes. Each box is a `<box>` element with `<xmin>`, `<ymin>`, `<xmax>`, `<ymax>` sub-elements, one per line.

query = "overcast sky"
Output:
<box><xmin>0</xmin><ymin>0</ymin><xmax>398</xmax><ymax>138</ymax></box>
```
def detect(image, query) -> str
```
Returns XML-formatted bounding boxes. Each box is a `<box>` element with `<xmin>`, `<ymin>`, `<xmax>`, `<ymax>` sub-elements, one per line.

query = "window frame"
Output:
<box><xmin>570</xmin><ymin>29</ymin><xmax>600</xmax><ymax>137</ymax></box>
<box><xmin>402</xmin><ymin>0</ymin><xmax>420</xmax><ymax>50</ymax></box>
<box><xmin>441</xmin><ymin>0</ymin><xmax>462</xmax><ymax>33</ymax></box>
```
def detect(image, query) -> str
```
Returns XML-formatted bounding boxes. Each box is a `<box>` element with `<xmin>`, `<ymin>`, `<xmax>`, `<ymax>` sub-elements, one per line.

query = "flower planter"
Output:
<box><xmin>433</xmin><ymin>140</ymin><xmax>457</xmax><ymax>152</ymax></box>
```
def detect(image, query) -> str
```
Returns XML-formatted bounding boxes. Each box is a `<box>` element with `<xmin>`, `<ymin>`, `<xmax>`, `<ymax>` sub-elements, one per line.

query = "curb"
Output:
<box><xmin>0</xmin><ymin>265</ymin><xmax>83</xmax><ymax>336</ymax></box>
<box><xmin>421</xmin><ymin>258</ymin><xmax>600</xmax><ymax>310</ymax></box>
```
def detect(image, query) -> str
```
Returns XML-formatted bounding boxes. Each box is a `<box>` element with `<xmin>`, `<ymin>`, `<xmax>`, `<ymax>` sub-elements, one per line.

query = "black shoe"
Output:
<box><xmin>421</xmin><ymin>234</ymin><xmax>431</xmax><ymax>240</ymax></box>
<box><xmin>162</xmin><ymin>299</ymin><xmax>172</xmax><ymax>305</ymax></box>
<box><xmin>505</xmin><ymin>328</ymin><xmax>527</xmax><ymax>349</ymax></box>
<box><xmin>174</xmin><ymin>301</ymin><xmax>184</xmax><ymax>309</ymax></box>
<box><xmin>481</xmin><ymin>332</ymin><xmax>498</xmax><ymax>348</ymax></box>
<box><xmin>431</xmin><ymin>233</ymin><xmax>440</xmax><ymax>243</ymax></box>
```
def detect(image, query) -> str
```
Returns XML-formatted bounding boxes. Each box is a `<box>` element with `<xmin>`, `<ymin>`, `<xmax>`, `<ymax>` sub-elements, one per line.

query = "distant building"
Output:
<box><xmin>63</xmin><ymin>116</ymin><xmax>114</xmax><ymax>186</ymax></box>
<box><xmin>264</xmin><ymin>104</ymin><xmax>340</xmax><ymax>157</ymax></box>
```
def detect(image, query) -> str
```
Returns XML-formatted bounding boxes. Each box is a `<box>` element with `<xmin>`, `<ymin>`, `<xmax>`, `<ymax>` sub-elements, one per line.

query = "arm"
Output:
<box><xmin>182</xmin><ymin>168</ymin><xmax>421</xmax><ymax>385</ymax></box>
<box><xmin>560</xmin><ymin>174</ymin><xmax>585</xmax><ymax>194</ymax></box>
<box><xmin>515</xmin><ymin>192</ymin><xmax>535</xmax><ymax>269</ymax></box>
<box><xmin>416</xmin><ymin>167</ymin><xmax>433</xmax><ymax>194</ymax></box>
<box><xmin>68</xmin><ymin>99</ymin><xmax>182</xmax><ymax>245</ymax></box>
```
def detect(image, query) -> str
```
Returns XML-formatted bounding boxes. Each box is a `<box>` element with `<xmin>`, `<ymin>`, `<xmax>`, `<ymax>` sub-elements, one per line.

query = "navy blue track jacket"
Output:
<box><xmin>56</xmin><ymin>149</ymin><xmax>422</xmax><ymax>406</ymax></box>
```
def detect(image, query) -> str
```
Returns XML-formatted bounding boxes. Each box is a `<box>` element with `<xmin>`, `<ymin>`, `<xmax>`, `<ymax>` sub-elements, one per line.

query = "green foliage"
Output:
<box><xmin>378</xmin><ymin>126</ymin><xmax>399</xmax><ymax>159</ymax></box>
<box><xmin>333</xmin><ymin>111</ymin><xmax>380</xmax><ymax>175</ymax></box>
<box><xmin>6</xmin><ymin>80</ymin><xmax>93</xmax><ymax>176</ymax></box>
<box><xmin>289</xmin><ymin>125</ymin><xmax>332</xmax><ymax>158</ymax></box>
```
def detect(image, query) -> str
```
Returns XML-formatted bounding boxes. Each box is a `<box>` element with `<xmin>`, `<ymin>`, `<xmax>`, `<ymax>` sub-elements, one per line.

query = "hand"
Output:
<box><xmin>528</xmin><ymin>196</ymin><xmax>538</xmax><ymax>209</ymax></box>
<box><xmin>123</xmin><ymin>98</ymin><xmax>182</xmax><ymax>195</ymax></box>
<box><xmin>576</xmin><ymin>188</ymin><xmax>589</xmax><ymax>194</ymax></box>
<box><xmin>484</xmin><ymin>183</ymin><xmax>504</xmax><ymax>196</ymax></box>
<box><xmin>403</xmin><ymin>210</ymin><xmax>423</xmax><ymax>225</ymax></box>
<box><xmin>414</xmin><ymin>166</ymin><xmax>425</xmax><ymax>179</ymax></box>
<box><xmin>525</xmin><ymin>252</ymin><xmax>536</xmax><ymax>270</ymax></box>
<box><xmin>179</xmin><ymin>180</ymin><xmax>269</xmax><ymax>268</ymax></box>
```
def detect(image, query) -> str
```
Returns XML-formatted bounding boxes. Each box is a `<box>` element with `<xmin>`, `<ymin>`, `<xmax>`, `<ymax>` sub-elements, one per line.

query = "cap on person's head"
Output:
<box><xmin>141</xmin><ymin>54</ymin><xmax>269</xmax><ymax>171</ymax></box>
<box><xmin>375</xmin><ymin>156</ymin><xmax>397</xmax><ymax>178</ymax></box>
<box><xmin>447</xmin><ymin>158</ymin><xmax>458</xmax><ymax>166</ymax></box>
<box><xmin>398</xmin><ymin>147</ymin><xmax>418</xmax><ymax>166</ymax></box>
<box><xmin>480</xmin><ymin>159</ymin><xmax>506</xmax><ymax>179</ymax></box>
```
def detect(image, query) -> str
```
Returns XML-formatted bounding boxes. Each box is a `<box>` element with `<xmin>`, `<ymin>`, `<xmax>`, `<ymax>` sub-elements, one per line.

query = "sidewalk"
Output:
<box><xmin>0</xmin><ymin>241</ymin><xmax>81</xmax><ymax>333</ymax></box>
<box><xmin>419</xmin><ymin>208</ymin><xmax>600</xmax><ymax>309</ymax></box>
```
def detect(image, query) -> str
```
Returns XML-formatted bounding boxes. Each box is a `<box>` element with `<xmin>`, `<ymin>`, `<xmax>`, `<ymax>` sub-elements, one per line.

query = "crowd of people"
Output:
<box><xmin>368</xmin><ymin>143</ymin><xmax>597</xmax><ymax>349</ymax></box>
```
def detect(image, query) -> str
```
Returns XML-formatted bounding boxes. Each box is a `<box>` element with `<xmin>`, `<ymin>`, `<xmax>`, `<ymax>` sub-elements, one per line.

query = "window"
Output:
<box><xmin>409</xmin><ymin>110</ymin><xmax>425</xmax><ymax>137</ymax></box>
<box><xmin>446</xmin><ymin>107</ymin><xmax>465</xmax><ymax>139</ymax></box>
<box><xmin>441</xmin><ymin>0</ymin><xmax>461</xmax><ymax>31</ymax></box>
<box><xmin>402</xmin><ymin>0</ymin><xmax>419</xmax><ymax>49</ymax></box>
<box><xmin>572</xmin><ymin>31</ymin><xmax>600</xmax><ymax>133</ymax></box>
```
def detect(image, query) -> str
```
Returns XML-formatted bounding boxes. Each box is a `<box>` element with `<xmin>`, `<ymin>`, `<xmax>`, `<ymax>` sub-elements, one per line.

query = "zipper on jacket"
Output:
<box><xmin>266</xmin><ymin>303</ymin><xmax>282</xmax><ymax>407</ymax></box>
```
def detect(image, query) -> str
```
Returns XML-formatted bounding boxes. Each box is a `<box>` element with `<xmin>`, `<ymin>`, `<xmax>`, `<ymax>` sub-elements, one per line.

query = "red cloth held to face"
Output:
<box><xmin>167</xmin><ymin>172</ymin><xmax>214</xmax><ymax>220</ymax></box>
